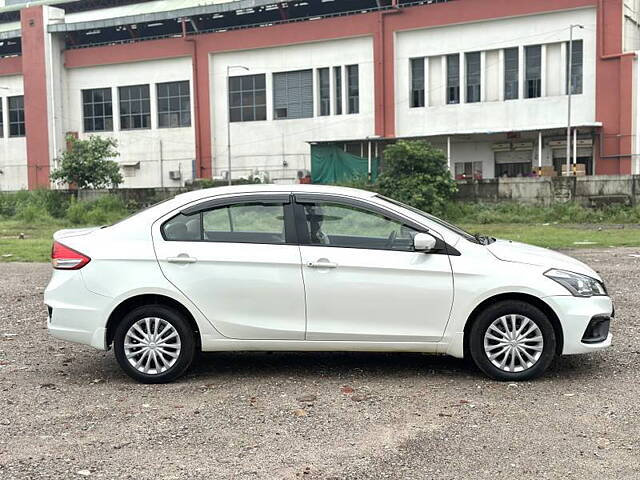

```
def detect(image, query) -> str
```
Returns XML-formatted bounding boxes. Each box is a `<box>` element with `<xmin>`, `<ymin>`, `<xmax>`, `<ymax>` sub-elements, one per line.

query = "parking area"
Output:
<box><xmin>0</xmin><ymin>248</ymin><xmax>639</xmax><ymax>479</ymax></box>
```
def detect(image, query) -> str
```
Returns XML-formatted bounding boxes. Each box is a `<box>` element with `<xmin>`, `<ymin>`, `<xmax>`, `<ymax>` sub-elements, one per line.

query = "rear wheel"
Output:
<box><xmin>469</xmin><ymin>300</ymin><xmax>556</xmax><ymax>381</ymax></box>
<box><xmin>114</xmin><ymin>305</ymin><xmax>195</xmax><ymax>384</ymax></box>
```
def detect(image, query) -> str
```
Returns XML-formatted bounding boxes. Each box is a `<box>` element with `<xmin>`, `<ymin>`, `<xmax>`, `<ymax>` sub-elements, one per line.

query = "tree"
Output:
<box><xmin>51</xmin><ymin>135</ymin><xmax>123</xmax><ymax>189</ymax></box>
<box><xmin>377</xmin><ymin>140</ymin><xmax>457</xmax><ymax>216</ymax></box>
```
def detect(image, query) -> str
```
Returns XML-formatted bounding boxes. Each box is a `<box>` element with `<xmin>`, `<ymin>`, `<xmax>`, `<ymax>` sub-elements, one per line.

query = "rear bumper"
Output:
<box><xmin>543</xmin><ymin>295</ymin><xmax>613</xmax><ymax>355</ymax></box>
<box><xmin>45</xmin><ymin>270</ymin><xmax>111</xmax><ymax>350</ymax></box>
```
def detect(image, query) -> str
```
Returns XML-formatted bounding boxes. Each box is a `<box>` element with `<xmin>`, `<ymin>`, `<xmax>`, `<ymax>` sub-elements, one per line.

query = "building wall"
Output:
<box><xmin>395</xmin><ymin>8</ymin><xmax>598</xmax><ymax>137</ymax></box>
<box><xmin>210</xmin><ymin>36</ymin><xmax>375</xmax><ymax>182</ymax></box>
<box><xmin>65</xmin><ymin>56</ymin><xmax>196</xmax><ymax>188</ymax></box>
<box><xmin>0</xmin><ymin>74</ymin><xmax>26</xmax><ymax>191</ymax></box>
<box><xmin>0</xmin><ymin>0</ymin><xmax>636</xmax><ymax>188</ymax></box>
<box><xmin>624</xmin><ymin>0</ymin><xmax>640</xmax><ymax>52</ymax></box>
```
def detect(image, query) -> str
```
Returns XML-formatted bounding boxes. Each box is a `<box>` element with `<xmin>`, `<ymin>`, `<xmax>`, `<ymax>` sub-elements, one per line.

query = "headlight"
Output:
<box><xmin>544</xmin><ymin>269</ymin><xmax>607</xmax><ymax>297</ymax></box>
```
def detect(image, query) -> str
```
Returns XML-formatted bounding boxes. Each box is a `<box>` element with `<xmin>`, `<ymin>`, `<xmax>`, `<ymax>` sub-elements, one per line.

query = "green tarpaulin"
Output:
<box><xmin>311</xmin><ymin>144</ymin><xmax>379</xmax><ymax>184</ymax></box>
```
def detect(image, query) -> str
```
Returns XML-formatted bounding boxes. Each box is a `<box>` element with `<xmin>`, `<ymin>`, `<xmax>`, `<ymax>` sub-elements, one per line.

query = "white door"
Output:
<box><xmin>295</xmin><ymin>197</ymin><xmax>454</xmax><ymax>342</ymax></box>
<box><xmin>153</xmin><ymin>195</ymin><xmax>306</xmax><ymax>340</ymax></box>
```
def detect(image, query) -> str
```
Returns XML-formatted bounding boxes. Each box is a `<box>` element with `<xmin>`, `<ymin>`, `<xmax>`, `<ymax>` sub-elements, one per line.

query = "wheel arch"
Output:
<box><xmin>462</xmin><ymin>292</ymin><xmax>564</xmax><ymax>358</ymax></box>
<box><xmin>105</xmin><ymin>294</ymin><xmax>201</xmax><ymax>351</ymax></box>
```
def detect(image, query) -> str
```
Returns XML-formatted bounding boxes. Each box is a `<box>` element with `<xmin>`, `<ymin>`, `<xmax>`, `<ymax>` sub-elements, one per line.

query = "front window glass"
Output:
<box><xmin>300</xmin><ymin>202</ymin><xmax>418</xmax><ymax>251</ymax></box>
<box><xmin>376</xmin><ymin>195</ymin><xmax>478</xmax><ymax>243</ymax></box>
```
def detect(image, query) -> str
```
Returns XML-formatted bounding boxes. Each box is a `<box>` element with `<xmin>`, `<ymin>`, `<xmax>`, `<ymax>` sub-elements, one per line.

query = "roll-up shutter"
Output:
<box><xmin>273</xmin><ymin>69</ymin><xmax>313</xmax><ymax>120</ymax></box>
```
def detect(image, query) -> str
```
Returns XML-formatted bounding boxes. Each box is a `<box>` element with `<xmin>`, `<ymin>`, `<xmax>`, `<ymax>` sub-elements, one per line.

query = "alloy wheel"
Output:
<box><xmin>483</xmin><ymin>314</ymin><xmax>544</xmax><ymax>373</ymax></box>
<box><xmin>124</xmin><ymin>317</ymin><xmax>182</xmax><ymax>375</ymax></box>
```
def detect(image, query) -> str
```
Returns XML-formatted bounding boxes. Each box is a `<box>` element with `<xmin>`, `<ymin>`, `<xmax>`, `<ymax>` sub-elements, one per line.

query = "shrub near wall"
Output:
<box><xmin>0</xmin><ymin>190</ymin><xmax>132</xmax><ymax>226</ymax></box>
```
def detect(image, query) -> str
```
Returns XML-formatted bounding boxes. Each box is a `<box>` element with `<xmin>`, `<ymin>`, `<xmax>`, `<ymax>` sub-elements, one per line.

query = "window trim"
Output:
<box><xmin>318</xmin><ymin>67</ymin><xmax>330</xmax><ymax>117</ymax></box>
<box><xmin>292</xmin><ymin>193</ymin><xmax>453</xmax><ymax>254</ymax></box>
<box><xmin>566</xmin><ymin>39</ymin><xmax>583</xmax><ymax>95</ymax></box>
<box><xmin>410</xmin><ymin>57</ymin><xmax>425</xmax><ymax>108</ymax></box>
<box><xmin>446</xmin><ymin>54</ymin><xmax>460</xmax><ymax>105</ymax></box>
<box><xmin>524</xmin><ymin>45</ymin><xmax>542</xmax><ymax>99</ymax></box>
<box><xmin>162</xmin><ymin>194</ymin><xmax>297</xmax><ymax>245</ymax></box>
<box><xmin>8</xmin><ymin>95</ymin><xmax>25</xmax><ymax>137</ymax></box>
<box><xmin>273</xmin><ymin>69</ymin><xmax>314</xmax><ymax>120</ymax></box>
<box><xmin>333</xmin><ymin>66</ymin><xmax>343</xmax><ymax>115</ymax></box>
<box><xmin>118</xmin><ymin>84</ymin><xmax>151</xmax><ymax>130</ymax></box>
<box><xmin>503</xmin><ymin>47</ymin><xmax>519</xmax><ymax>101</ymax></box>
<box><xmin>465</xmin><ymin>51</ymin><xmax>481</xmax><ymax>104</ymax></box>
<box><xmin>82</xmin><ymin>87</ymin><xmax>114</xmax><ymax>133</ymax></box>
<box><xmin>157</xmin><ymin>80</ymin><xmax>192</xmax><ymax>129</ymax></box>
<box><xmin>346</xmin><ymin>64</ymin><xmax>359</xmax><ymax>114</ymax></box>
<box><xmin>228</xmin><ymin>73</ymin><xmax>267</xmax><ymax>123</ymax></box>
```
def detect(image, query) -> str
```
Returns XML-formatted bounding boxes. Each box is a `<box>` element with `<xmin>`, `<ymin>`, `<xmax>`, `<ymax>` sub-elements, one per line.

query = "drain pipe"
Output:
<box><xmin>182</xmin><ymin>18</ymin><xmax>203</xmax><ymax>180</ymax></box>
<box><xmin>376</xmin><ymin>0</ymin><xmax>401</xmax><ymax>137</ymax></box>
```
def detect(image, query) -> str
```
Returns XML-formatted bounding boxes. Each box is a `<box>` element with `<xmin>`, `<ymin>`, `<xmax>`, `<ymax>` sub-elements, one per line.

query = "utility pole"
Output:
<box><xmin>566</xmin><ymin>24</ymin><xmax>584</xmax><ymax>176</ymax></box>
<box><xmin>227</xmin><ymin>65</ymin><xmax>249</xmax><ymax>186</ymax></box>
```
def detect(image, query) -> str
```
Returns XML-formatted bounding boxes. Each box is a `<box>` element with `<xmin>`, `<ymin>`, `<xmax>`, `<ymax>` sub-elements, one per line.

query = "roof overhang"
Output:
<box><xmin>307</xmin><ymin>123</ymin><xmax>604</xmax><ymax>144</ymax></box>
<box><xmin>48</xmin><ymin>0</ymin><xmax>281</xmax><ymax>33</ymax></box>
<box><xmin>0</xmin><ymin>28</ymin><xmax>20</xmax><ymax>40</ymax></box>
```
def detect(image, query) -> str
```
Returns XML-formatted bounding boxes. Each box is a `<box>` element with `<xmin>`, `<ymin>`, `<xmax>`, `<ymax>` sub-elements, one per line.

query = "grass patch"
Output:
<box><xmin>446</xmin><ymin>202</ymin><xmax>640</xmax><ymax>224</ymax></box>
<box><xmin>0</xmin><ymin>220</ymin><xmax>66</xmax><ymax>263</ymax></box>
<box><xmin>461</xmin><ymin>224</ymin><xmax>640</xmax><ymax>249</ymax></box>
<box><xmin>0</xmin><ymin>190</ymin><xmax>639</xmax><ymax>263</ymax></box>
<box><xmin>1</xmin><ymin>220</ymin><xmax>638</xmax><ymax>264</ymax></box>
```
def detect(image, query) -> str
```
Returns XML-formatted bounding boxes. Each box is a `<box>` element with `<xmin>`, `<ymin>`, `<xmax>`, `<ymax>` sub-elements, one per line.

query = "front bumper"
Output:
<box><xmin>543</xmin><ymin>295</ymin><xmax>613</xmax><ymax>355</ymax></box>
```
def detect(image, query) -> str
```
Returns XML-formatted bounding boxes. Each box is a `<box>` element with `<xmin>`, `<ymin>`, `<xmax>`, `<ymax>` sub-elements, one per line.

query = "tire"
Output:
<box><xmin>469</xmin><ymin>300</ymin><xmax>556</xmax><ymax>381</ymax></box>
<box><xmin>113</xmin><ymin>305</ymin><xmax>195</xmax><ymax>384</ymax></box>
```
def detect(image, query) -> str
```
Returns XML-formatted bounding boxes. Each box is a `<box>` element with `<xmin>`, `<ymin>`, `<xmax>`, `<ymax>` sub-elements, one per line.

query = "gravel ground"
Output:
<box><xmin>0</xmin><ymin>248</ymin><xmax>639</xmax><ymax>479</ymax></box>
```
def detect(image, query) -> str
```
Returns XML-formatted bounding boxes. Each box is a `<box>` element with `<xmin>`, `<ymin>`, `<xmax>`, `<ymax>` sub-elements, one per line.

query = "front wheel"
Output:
<box><xmin>113</xmin><ymin>305</ymin><xmax>195</xmax><ymax>384</ymax></box>
<box><xmin>469</xmin><ymin>301</ymin><xmax>556</xmax><ymax>381</ymax></box>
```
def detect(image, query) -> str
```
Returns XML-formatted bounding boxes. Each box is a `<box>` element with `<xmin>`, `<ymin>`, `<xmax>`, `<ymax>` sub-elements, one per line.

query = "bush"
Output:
<box><xmin>442</xmin><ymin>202</ymin><xmax>640</xmax><ymax>225</ymax></box>
<box><xmin>65</xmin><ymin>195</ymin><xmax>131</xmax><ymax>225</ymax></box>
<box><xmin>50</xmin><ymin>135</ymin><xmax>123</xmax><ymax>189</ymax></box>
<box><xmin>377</xmin><ymin>141</ymin><xmax>457</xmax><ymax>217</ymax></box>
<box><xmin>335</xmin><ymin>175</ymin><xmax>378</xmax><ymax>192</ymax></box>
<box><xmin>0</xmin><ymin>190</ymin><xmax>70</xmax><ymax>221</ymax></box>
<box><xmin>193</xmin><ymin>178</ymin><xmax>258</xmax><ymax>189</ymax></box>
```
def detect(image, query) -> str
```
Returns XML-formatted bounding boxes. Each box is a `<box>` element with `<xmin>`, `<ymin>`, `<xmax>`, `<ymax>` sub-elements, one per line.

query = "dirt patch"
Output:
<box><xmin>0</xmin><ymin>249</ymin><xmax>638</xmax><ymax>479</ymax></box>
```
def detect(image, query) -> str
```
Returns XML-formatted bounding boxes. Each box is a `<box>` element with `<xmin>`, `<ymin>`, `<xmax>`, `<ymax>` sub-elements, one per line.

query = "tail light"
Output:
<box><xmin>51</xmin><ymin>241</ymin><xmax>91</xmax><ymax>270</ymax></box>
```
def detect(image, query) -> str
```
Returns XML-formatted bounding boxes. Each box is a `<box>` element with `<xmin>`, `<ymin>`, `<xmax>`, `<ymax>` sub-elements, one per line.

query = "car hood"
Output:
<box><xmin>486</xmin><ymin>239</ymin><xmax>601</xmax><ymax>280</ymax></box>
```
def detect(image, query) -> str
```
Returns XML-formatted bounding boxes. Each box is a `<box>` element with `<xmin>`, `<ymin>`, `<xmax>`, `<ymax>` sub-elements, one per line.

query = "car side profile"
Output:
<box><xmin>45</xmin><ymin>185</ymin><xmax>613</xmax><ymax>383</ymax></box>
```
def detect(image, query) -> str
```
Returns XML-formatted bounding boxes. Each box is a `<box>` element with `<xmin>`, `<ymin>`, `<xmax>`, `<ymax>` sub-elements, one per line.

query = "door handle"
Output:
<box><xmin>306</xmin><ymin>261</ymin><xmax>338</xmax><ymax>269</ymax></box>
<box><xmin>167</xmin><ymin>255</ymin><xmax>197</xmax><ymax>264</ymax></box>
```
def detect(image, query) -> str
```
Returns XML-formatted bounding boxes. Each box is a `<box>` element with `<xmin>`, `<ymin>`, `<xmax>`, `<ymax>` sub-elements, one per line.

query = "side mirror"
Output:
<box><xmin>413</xmin><ymin>233</ymin><xmax>437</xmax><ymax>252</ymax></box>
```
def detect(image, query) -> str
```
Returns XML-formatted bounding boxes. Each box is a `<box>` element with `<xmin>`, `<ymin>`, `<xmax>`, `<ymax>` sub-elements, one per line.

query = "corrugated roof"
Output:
<box><xmin>0</xmin><ymin>20</ymin><xmax>19</xmax><ymax>40</ymax></box>
<box><xmin>49</xmin><ymin>0</ymin><xmax>272</xmax><ymax>32</ymax></box>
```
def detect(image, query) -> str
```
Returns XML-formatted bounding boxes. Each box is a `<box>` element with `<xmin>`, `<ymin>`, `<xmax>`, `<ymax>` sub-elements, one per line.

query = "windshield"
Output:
<box><xmin>376</xmin><ymin>195</ymin><xmax>480</xmax><ymax>243</ymax></box>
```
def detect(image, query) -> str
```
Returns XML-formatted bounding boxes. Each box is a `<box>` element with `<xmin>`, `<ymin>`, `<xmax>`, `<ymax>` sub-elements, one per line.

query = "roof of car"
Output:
<box><xmin>174</xmin><ymin>184</ymin><xmax>378</xmax><ymax>203</ymax></box>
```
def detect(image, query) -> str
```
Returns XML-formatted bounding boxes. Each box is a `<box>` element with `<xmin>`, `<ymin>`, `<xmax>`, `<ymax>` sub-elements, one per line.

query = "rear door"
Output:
<box><xmin>294</xmin><ymin>194</ymin><xmax>454</xmax><ymax>342</ymax></box>
<box><xmin>152</xmin><ymin>193</ymin><xmax>306</xmax><ymax>340</ymax></box>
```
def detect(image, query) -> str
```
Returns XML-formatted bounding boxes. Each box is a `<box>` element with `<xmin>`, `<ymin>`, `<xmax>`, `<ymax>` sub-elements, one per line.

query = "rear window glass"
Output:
<box><xmin>161</xmin><ymin>202</ymin><xmax>287</xmax><ymax>245</ymax></box>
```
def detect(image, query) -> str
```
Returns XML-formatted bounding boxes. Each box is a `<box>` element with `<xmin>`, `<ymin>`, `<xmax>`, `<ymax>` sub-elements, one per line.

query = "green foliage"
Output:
<box><xmin>50</xmin><ymin>135</ymin><xmax>123</xmax><ymax>189</ymax></box>
<box><xmin>0</xmin><ymin>191</ymin><xmax>131</xmax><ymax>226</ymax></box>
<box><xmin>193</xmin><ymin>177</ymin><xmax>261</xmax><ymax>189</ymax></box>
<box><xmin>335</xmin><ymin>175</ymin><xmax>378</xmax><ymax>192</ymax></box>
<box><xmin>443</xmin><ymin>202</ymin><xmax>640</xmax><ymax>225</ymax></box>
<box><xmin>377</xmin><ymin>141</ymin><xmax>458</xmax><ymax>216</ymax></box>
<box><xmin>65</xmin><ymin>195</ymin><xmax>130</xmax><ymax>225</ymax></box>
<box><xmin>0</xmin><ymin>189</ymin><xmax>70</xmax><ymax>220</ymax></box>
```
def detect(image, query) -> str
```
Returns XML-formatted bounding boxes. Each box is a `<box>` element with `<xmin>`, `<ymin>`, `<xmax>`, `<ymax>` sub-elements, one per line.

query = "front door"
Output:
<box><xmin>153</xmin><ymin>194</ymin><xmax>306</xmax><ymax>340</ymax></box>
<box><xmin>294</xmin><ymin>195</ymin><xmax>454</xmax><ymax>342</ymax></box>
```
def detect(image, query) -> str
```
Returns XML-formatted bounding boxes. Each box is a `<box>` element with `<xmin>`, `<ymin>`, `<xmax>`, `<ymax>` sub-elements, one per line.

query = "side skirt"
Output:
<box><xmin>200</xmin><ymin>336</ymin><xmax>450</xmax><ymax>355</ymax></box>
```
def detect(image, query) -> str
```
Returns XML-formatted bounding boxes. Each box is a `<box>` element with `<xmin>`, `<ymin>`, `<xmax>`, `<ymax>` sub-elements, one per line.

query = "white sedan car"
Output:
<box><xmin>45</xmin><ymin>185</ymin><xmax>613</xmax><ymax>383</ymax></box>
